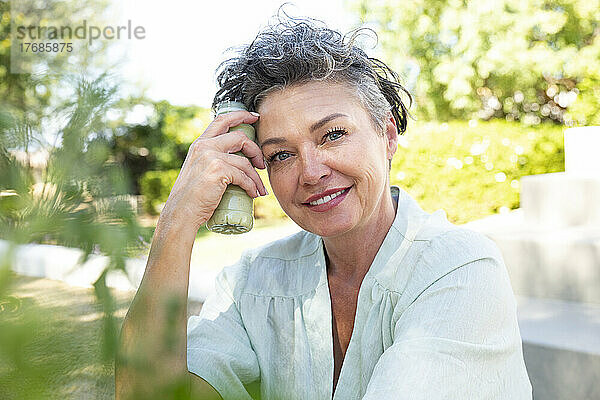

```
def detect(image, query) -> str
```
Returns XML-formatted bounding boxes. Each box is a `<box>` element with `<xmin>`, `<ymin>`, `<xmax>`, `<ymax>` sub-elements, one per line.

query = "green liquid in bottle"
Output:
<box><xmin>206</xmin><ymin>101</ymin><xmax>256</xmax><ymax>234</ymax></box>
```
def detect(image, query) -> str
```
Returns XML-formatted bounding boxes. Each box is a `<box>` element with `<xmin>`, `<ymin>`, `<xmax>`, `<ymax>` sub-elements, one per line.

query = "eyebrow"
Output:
<box><xmin>259</xmin><ymin>113</ymin><xmax>349</xmax><ymax>148</ymax></box>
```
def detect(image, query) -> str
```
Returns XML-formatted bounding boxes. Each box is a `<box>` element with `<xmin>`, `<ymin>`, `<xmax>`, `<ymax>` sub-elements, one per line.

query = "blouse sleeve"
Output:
<box><xmin>362</xmin><ymin>256</ymin><xmax>532</xmax><ymax>400</ymax></box>
<box><xmin>187</xmin><ymin>258</ymin><xmax>260</xmax><ymax>400</ymax></box>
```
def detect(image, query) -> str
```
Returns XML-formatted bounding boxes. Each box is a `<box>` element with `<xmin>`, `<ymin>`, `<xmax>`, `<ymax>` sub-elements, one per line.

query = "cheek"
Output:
<box><xmin>361</xmin><ymin>164</ymin><xmax>382</xmax><ymax>183</ymax></box>
<box><xmin>338</xmin><ymin>136</ymin><xmax>387</xmax><ymax>178</ymax></box>
<box><xmin>268</xmin><ymin>168</ymin><xmax>296</xmax><ymax>201</ymax></box>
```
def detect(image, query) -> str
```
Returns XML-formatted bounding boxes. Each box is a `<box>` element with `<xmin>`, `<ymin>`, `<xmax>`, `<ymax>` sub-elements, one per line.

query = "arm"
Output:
<box><xmin>116</xmin><ymin>211</ymin><xmax>222</xmax><ymax>399</ymax></box>
<box><xmin>362</xmin><ymin>257</ymin><xmax>532</xmax><ymax>400</ymax></box>
<box><xmin>115</xmin><ymin>110</ymin><xmax>267</xmax><ymax>400</ymax></box>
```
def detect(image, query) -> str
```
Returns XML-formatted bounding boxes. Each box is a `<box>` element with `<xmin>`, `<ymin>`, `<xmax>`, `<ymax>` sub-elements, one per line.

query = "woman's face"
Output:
<box><xmin>256</xmin><ymin>81</ymin><xmax>397</xmax><ymax>238</ymax></box>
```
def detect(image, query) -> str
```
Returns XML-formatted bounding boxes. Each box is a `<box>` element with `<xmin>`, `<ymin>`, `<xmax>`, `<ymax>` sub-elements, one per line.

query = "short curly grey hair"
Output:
<box><xmin>212</xmin><ymin>9</ymin><xmax>412</xmax><ymax>136</ymax></box>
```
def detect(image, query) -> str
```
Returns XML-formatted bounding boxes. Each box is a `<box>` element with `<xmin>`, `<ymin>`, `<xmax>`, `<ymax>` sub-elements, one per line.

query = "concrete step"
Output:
<box><xmin>564</xmin><ymin>126</ymin><xmax>600</xmax><ymax>176</ymax></box>
<box><xmin>518</xmin><ymin>296</ymin><xmax>600</xmax><ymax>355</ymax></box>
<box><xmin>520</xmin><ymin>172</ymin><xmax>600</xmax><ymax>229</ymax></box>
<box><xmin>463</xmin><ymin>211</ymin><xmax>600</xmax><ymax>303</ymax></box>
<box><xmin>0</xmin><ymin>239</ymin><xmax>146</xmax><ymax>292</ymax></box>
<box><xmin>517</xmin><ymin>296</ymin><xmax>600</xmax><ymax>400</ymax></box>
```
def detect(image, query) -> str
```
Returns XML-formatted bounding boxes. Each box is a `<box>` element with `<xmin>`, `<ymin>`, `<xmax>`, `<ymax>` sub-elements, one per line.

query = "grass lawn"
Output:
<box><xmin>0</xmin><ymin>218</ymin><xmax>298</xmax><ymax>399</ymax></box>
<box><xmin>0</xmin><ymin>275</ymin><xmax>203</xmax><ymax>400</ymax></box>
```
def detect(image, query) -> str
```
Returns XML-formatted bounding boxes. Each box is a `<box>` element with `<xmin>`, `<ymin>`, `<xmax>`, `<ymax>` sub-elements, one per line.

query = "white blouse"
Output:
<box><xmin>187</xmin><ymin>186</ymin><xmax>532</xmax><ymax>399</ymax></box>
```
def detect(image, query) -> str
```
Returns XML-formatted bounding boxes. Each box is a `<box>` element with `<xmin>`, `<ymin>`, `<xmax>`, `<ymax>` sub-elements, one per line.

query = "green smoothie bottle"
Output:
<box><xmin>206</xmin><ymin>101</ymin><xmax>255</xmax><ymax>234</ymax></box>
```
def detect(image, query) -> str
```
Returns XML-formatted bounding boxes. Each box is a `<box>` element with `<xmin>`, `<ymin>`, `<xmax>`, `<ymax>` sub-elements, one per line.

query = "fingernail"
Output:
<box><xmin>250</xmin><ymin>111</ymin><xmax>260</xmax><ymax>117</ymax></box>
<box><xmin>256</xmin><ymin>190</ymin><xmax>260</xmax><ymax>198</ymax></box>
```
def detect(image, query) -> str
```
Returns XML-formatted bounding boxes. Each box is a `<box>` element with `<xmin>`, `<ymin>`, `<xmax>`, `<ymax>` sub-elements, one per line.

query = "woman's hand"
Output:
<box><xmin>160</xmin><ymin>110</ymin><xmax>267</xmax><ymax>234</ymax></box>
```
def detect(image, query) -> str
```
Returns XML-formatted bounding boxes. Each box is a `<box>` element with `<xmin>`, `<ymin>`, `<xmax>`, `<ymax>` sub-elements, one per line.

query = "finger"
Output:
<box><xmin>220</xmin><ymin>153</ymin><xmax>267</xmax><ymax>196</ymax></box>
<box><xmin>221</xmin><ymin>165</ymin><xmax>262</xmax><ymax>199</ymax></box>
<box><xmin>201</xmin><ymin>110</ymin><xmax>259</xmax><ymax>139</ymax></box>
<box><xmin>212</xmin><ymin>131</ymin><xmax>266</xmax><ymax>169</ymax></box>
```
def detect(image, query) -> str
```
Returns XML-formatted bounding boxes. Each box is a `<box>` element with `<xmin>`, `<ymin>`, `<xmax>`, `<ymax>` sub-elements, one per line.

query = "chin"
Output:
<box><xmin>297</xmin><ymin>215</ymin><xmax>357</xmax><ymax>238</ymax></box>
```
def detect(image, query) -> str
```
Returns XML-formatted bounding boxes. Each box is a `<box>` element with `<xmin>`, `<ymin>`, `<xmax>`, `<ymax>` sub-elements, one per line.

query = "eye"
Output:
<box><xmin>269</xmin><ymin>151</ymin><xmax>292</xmax><ymax>163</ymax></box>
<box><xmin>324</xmin><ymin>127</ymin><xmax>348</xmax><ymax>142</ymax></box>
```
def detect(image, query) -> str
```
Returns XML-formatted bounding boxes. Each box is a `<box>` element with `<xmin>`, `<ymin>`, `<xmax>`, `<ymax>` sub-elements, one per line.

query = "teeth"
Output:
<box><xmin>309</xmin><ymin>189</ymin><xmax>346</xmax><ymax>206</ymax></box>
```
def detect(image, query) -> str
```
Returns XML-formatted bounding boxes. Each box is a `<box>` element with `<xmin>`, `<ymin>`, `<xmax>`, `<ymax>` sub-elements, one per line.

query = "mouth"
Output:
<box><xmin>302</xmin><ymin>186</ymin><xmax>352</xmax><ymax>212</ymax></box>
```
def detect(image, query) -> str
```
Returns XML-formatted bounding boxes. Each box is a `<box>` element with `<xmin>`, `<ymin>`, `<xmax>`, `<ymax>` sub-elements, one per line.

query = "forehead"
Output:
<box><xmin>258</xmin><ymin>81</ymin><xmax>361</xmax><ymax>114</ymax></box>
<box><xmin>255</xmin><ymin>81</ymin><xmax>368</xmax><ymax>141</ymax></box>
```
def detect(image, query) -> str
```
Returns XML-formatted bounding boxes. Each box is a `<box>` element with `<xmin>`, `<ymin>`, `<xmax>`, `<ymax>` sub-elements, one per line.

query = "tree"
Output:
<box><xmin>352</xmin><ymin>0</ymin><xmax>600</xmax><ymax>125</ymax></box>
<box><xmin>1</xmin><ymin>0</ymin><xmax>122</xmax><ymax>161</ymax></box>
<box><xmin>1</xmin><ymin>1</ymin><xmax>148</xmax><ymax>395</ymax></box>
<box><xmin>107</xmin><ymin>100</ymin><xmax>211</xmax><ymax>213</ymax></box>
<box><xmin>0</xmin><ymin>73</ymin><xmax>149</xmax><ymax>397</ymax></box>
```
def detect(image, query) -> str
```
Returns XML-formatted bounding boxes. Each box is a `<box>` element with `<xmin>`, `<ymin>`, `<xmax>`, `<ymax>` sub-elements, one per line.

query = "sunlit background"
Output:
<box><xmin>1</xmin><ymin>0</ymin><xmax>599</xmax><ymax>398</ymax></box>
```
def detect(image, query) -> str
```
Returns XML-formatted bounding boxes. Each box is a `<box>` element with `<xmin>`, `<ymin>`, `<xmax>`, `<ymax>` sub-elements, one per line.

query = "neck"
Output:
<box><xmin>323</xmin><ymin>188</ymin><xmax>398</xmax><ymax>287</ymax></box>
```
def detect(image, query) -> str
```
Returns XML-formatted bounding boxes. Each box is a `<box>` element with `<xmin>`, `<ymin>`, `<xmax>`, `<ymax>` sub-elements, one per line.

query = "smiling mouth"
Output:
<box><xmin>305</xmin><ymin>187</ymin><xmax>351</xmax><ymax>206</ymax></box>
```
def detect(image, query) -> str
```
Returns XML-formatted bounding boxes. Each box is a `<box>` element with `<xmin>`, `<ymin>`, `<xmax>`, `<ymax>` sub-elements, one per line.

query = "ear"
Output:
<box><xmin>384</xmin><ymin>112</ymin><xmax>398</xmax><ymax>163</ymax></box>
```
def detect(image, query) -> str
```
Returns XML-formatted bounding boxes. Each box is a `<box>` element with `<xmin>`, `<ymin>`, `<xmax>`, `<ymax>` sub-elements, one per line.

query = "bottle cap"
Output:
<box><xmin>216</xmin><ymin>101</ymin><xmax>247</xmax><ymax>115</ymax></box>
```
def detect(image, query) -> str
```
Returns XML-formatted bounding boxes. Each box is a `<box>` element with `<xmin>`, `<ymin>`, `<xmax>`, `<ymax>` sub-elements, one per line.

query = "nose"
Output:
<box><xmin>298</xmin><ymin>147</ymin><xmax>331</xmax><ymax>186</ymax></box>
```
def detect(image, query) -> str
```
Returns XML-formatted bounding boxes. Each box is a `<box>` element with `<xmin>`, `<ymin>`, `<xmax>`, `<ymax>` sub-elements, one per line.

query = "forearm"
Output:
<box><xmin>116</xmin><ymin>211</ymin><xmax>197</xmax><ymax>398</ymax></box>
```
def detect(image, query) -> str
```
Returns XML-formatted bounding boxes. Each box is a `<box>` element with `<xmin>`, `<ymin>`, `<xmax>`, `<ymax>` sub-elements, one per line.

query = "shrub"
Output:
<box><xmin>391</xmin><ymin>120</ymin><xmax>564</xmax><ymax>224</ymax></box>
<box><xmin>139</xmin><ymin>169</ymin><xmax>179</xmax><ymax>215</ymax></box>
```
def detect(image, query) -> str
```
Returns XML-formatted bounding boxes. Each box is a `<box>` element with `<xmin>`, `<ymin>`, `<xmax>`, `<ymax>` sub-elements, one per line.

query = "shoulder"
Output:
<box><xmin>401</xmin><ymin>225</ymin><xmax>512</xmax><ymax>312</ymax></box>
<box><xmin>419</xmin><ymin>225</ymin><xmax>504</xmax><ymax>270</ymax></box>
<box><xmin>408</xmin><ymin>200</ymin><xmax>505</xmax><ymax>279</ymax></box>
<box><xmin>391</xmin><ymin>223</ymin><xmax>519</xmax><ymax>345</ymax></box>
<box><xmin>390</xmin><ymin>187</ymin><xmax>501</xmax><ymax>266</ymax></box>
<box><xmin>379</xmin><ymin>196</ymin><xmax>507</xmax><ymax>301</ymax></box>
<box><xmin>394</xmin><ymin>236</ymin><xmax>519</xmax><ymax>351</ymax></box>
<box><xmin>374</xmin><ymin>189</ymin><xmax>506</xmax><ymax>296</ymax></box>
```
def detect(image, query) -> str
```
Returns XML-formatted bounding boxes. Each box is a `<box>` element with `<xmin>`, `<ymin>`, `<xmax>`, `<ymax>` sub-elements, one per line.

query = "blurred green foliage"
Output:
<box><xmin>0</xmin><ymin>76</ymin><xmax>148</xmax><ymax>397</ymax></box>
<box><xmin>391</xmin><ymin>119</ymin><xmax>564</xmax><ymax>224</ymax></box>
<box><xmin>567</xmin><ymin>75</ymin><xmax>600</xmax><ymax>125</ymax></box>
<box><xmin>0</xmin><ymin>0</ymin><xmax>113</xmax><ymax>123</ymax></box>
<box><xmin>253</xmin><ymin>168</ymin><xmax>289</xmax><ymax>221</ymax></box>
<box><xmin>139</xmin><ymin>169</ymin><xmax>179</xmax><ymax>214</ymax></box>
<box><xmin>352</xmin><ymin>0</ymin><xmax>599</xmax><ymax>126</ymax></box>
<box><xmin>0</xmin><ymin>76</ymin><xmax>147</xmax><ymax>256</ymax></box>
<box><xmin>1</xmin><ymin>0</ymin><xmax>149</xmax><ymax>392</ymax></box>
<box><xmin>108</xmin><ymin>101</ymin><xmax>212</xmax><ymax>213</ymax></box>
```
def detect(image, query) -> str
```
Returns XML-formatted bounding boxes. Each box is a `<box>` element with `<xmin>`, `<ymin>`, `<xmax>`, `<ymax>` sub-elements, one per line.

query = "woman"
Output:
<box><xmin>116</xmin><ymin>14</ymin><xmax>532</xmax><ymax>400</ymax></box>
